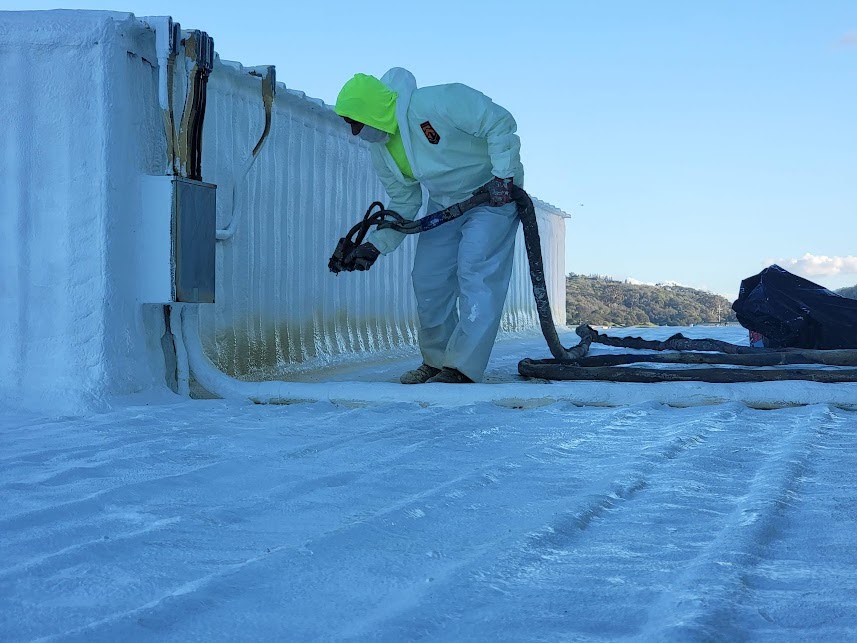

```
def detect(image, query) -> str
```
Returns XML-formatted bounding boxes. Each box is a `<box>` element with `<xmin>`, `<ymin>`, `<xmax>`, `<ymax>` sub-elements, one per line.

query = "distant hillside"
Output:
<box><xmin>566</xmin><ymin>274</ymin><xmax>738</xmax><ymax>327</ymax></box>
<box><xmin>836</xmin><ymin>285</ymin><xmax>857</xmax><ymax>299</ymax></box>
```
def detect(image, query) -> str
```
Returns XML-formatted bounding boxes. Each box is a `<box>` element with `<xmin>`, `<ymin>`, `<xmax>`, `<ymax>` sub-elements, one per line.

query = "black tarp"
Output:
<box><xmin>732</xmin><ymin>265</ymin><xmax>857</xmax><ymax>349</ymax></box>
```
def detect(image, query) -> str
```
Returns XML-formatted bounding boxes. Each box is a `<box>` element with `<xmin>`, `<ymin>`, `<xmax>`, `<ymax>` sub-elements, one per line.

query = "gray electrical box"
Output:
<box><xmin>139</xmin><ymin>176</ymin><xmax>216</xmax><ymax>304</ymax></box>
<box><xmin>174</xmin><ymin>177</ymin><xmax>216</xmax><ymax>302</ymax></box>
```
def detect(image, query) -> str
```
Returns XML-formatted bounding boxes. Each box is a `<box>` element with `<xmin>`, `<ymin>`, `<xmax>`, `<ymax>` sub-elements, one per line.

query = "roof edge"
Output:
<box><xmin>531</xmin><ymin>197</ymin><xmax>572</xmax><ymax>219</ymax></box>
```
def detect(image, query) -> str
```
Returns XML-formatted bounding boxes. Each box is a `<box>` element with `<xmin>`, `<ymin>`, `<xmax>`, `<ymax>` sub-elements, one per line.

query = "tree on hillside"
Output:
<box><xmin>566</xmin><ymin>274</ymin><xmax>738</xmax><ymax>327</ymax></box>
<box><xmin>836</xmin><ymin>285</ymin><xmax>857</xmax><ymax>299</ymax></box>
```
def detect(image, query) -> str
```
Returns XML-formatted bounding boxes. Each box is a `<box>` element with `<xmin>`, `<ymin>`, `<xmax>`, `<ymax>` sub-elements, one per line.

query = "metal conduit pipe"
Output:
<box><xmin>216</xmin><ymin>65</ymin><xmax>277</xmax><ymax>241</ymax></box>
<box><xmin>148</xmin><ymin>17</ymin><xmax>181</xmax><ymax>175</ymax></box>
<box><xmin>174</xmin><ymin>30</ymin><xmax>214</xmax><ymax>180</ymax></box>
<box><xmin>191</xmin><ymin>34</ymin><xmax>215</xmax><ymax>180</ymax></box>
<box><xmin>169</xmin><ymin>304</ymin><xmax>191</xmax><ymax>396</ymax></box>
<box><xmin>177</xmin><ymin>63</ymin><xmax>199</xmax><ymax>177</ymax></box>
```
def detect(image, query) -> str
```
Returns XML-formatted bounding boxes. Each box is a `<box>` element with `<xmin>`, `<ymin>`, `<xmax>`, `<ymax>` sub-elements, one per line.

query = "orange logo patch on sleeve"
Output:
<box><xmin>420</xmin><ymin>121</ymin><xmax>441</xmax><ymax>144</ymax></box>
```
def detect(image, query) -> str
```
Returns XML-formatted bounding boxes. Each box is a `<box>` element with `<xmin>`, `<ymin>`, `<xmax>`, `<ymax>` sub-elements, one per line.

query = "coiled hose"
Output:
<box><xmin>333</xmin><ymin>184</ymin><xmax>857</xmax><ymax>383</ymax></box>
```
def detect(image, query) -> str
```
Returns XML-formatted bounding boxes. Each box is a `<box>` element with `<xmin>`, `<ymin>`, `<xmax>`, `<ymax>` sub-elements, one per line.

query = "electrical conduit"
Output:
<box><xmin>216</xmin><ymin>66</ymin><xmax>276</xmax><ymax>241</ymax></box>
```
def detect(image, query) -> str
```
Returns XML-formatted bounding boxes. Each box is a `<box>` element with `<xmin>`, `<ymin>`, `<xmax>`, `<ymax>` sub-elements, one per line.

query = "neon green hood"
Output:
<box><xmin>335</xmin><ymin>73</ymin><xmax>413</xmax><ymax>178</ymax></box>
<box><xmin>334</xmin><ymin>74</ymin><xmax>399</xmax><ymax>134</ymax></box>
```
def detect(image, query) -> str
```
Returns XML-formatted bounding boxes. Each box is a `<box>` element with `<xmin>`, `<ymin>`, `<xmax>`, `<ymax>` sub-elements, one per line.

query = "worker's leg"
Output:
<box><xmin>411</xmin><ymin>202</ymin><xmax>464</xmax><ymax>369</ymax></box>
<box><xmin>444</xmin><ymin>202</ymin><xmax>519</xmax><ymax>382</ymax></box>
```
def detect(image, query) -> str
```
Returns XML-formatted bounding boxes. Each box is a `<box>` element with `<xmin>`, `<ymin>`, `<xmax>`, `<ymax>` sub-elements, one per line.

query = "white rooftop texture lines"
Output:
<box><xmin>0</xmin><ymin>10</ymin><xmax>570</xmax><ymax>412</ymax></box>
<box><xmin>3</xmin><ymin>389</ymin><xmax>856</xmax><ymax>640</ymax></box>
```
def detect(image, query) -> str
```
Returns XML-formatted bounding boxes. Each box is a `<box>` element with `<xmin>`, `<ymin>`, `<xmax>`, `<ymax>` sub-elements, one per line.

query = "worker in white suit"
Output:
<box><xmin>335</xmin><ymin>68</ymin><xmax>524</xmax><ymax>384</ymax></box>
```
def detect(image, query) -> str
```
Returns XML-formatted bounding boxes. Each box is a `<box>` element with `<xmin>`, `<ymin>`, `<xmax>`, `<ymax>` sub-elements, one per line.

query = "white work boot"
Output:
<box><xmin>400</xmin><ymin>363</ymin><xmax>441</xmax><ymax>385</ymax></box>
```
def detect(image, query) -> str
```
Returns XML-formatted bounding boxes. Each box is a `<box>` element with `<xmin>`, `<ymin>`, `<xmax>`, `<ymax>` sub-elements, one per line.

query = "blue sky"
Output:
<box><xmin>6</xmin><ymin>0</ymin><xmax>856</xmax><ymax>298</ymax></box>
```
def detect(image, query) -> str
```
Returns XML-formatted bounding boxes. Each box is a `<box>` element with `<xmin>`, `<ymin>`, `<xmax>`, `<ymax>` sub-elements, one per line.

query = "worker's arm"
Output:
<box><xmin>366</xmin><ymin>147</ymin><xmax>423</xmax><ymax>255</ymax></box>
<box><xmin>440</xmin><ymin>83</ymin><xmax>522</xmax><ymax>181</ymax></box>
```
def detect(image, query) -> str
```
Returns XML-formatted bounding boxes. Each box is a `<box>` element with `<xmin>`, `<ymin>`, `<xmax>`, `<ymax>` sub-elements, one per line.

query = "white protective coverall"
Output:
<box><xmin>343</xmin><ymin>68</ymin><xmax>525</xmax><ymax>382</ymax></box>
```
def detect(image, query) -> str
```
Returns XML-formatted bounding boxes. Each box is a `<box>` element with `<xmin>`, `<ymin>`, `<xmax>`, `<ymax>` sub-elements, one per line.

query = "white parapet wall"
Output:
<box><xmin>0</xmin><ymin>10</ymin><xmax>570</xmax><ymax>412</ymax></box>
<box><xmin>0</xmin><ymin>11</ymin><xmax>168</xmax><ymax>414</ymax></box>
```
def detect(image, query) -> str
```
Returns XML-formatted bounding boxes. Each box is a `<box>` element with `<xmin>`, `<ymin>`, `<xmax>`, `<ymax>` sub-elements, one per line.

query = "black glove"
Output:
<box><xmin>349</xmin><ymin>242</ymin><xmax>380</xmax><ymax>271</ymax></box>
<box><xmin>487</xmin><ymin>176</ymin><xmax>513</xmax><ymax>207</ymax></box>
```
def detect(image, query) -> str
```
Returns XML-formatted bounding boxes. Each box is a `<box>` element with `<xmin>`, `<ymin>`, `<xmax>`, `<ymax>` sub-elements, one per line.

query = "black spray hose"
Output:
<box><xmin>331</xmin><ymin>186</ymin><xmax>857</xmax><ymax>383</ymax></box>
<box><xmin>513</xmin><ymin>190</ymin><xmax>857</xmax><ymax>382</ymax></box>
<box><xmin>328</xmin><ymin>202</ymin><xmax>397</xmax><ymax>274</ymax></box>
<box><xmin>511</xmin><ymin>186</ymin><xmax>589</xmax><ymax>363</ymax></box>
<box><xmin>330</xmin><ymin>184</ymin><xmax>589</xmax><ymax>360</ymax></box>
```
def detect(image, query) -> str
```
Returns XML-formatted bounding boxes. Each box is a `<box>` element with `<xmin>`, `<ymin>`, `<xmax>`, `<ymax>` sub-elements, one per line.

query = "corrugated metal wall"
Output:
<box><xmin>199</xmin><ymin>60</ymin><xmax>568</xmax><ymax>378</ymax></box>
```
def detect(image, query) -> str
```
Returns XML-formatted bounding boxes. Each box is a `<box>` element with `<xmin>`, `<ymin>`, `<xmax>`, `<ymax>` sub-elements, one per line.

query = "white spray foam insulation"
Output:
<box><xmin>201</xmin><ymin>58</ymin><xmax>568</xmax><ymax>379</ymax></box>
<box><xmin>0</xmin><ymin>11</ymin><xmax>167</xmax><ymax>413</ymax></box>
<box><xmin>0</xmin><ymin>10</ymin><xmax>569</xmax><ymax>412</ymax></box>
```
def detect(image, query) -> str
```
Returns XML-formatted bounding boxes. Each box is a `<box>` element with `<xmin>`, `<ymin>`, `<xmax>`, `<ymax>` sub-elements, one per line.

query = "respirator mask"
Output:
<box><xmin>357</xmin><ymin>125</ymin><xmax>389</xmax><ymax>144</ymax></box>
